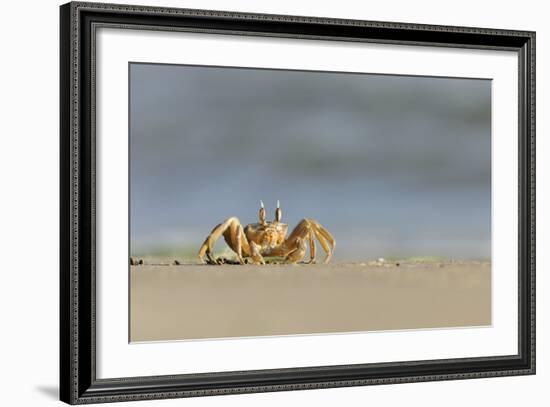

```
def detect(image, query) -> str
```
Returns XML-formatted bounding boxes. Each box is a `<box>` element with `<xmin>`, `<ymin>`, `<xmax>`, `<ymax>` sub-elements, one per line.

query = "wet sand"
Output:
<box><xmin>130</xmin><ymin>262</ymin><xmax>491</xmax><ymax>342</ymax></box>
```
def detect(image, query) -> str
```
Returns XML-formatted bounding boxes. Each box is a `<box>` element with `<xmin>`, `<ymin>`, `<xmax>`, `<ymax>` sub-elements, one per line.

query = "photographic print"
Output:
<box><xmin>129</xmin><ymin>63</ymin><xmax>492</xmax><ymax>342</ymax></box>
<box><xmin>61</xmin><ymin>4</ymin><xmax>535</xmax><ymax>402</ymax></box>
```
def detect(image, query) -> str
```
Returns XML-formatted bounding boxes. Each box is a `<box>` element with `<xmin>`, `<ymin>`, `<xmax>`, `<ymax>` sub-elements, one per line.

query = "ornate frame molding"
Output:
<box><xmin>60</xmin><ymin>2</ymin><xmax>535</xmax><ymax>404</ymax></box>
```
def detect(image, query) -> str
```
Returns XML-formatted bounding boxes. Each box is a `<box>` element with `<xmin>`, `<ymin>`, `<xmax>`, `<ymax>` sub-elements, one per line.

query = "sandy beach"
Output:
<box><xmin>130</xmin><ymin>261</ymin><xmax>491</xmax><ymax>342</ymax></box>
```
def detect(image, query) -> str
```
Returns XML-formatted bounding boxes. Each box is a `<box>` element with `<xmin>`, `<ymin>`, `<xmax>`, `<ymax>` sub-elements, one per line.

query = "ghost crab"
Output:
<box><xmin>198</xmin><ymin>201</ymin><xmax>335</xmax><ymax>265</ymax></box>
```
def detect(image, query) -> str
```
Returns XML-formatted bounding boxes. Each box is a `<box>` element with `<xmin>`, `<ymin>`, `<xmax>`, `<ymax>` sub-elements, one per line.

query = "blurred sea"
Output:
<box><xmin>129</xmin><ymin>63</ymin><xmax>491</xmax><ymax>261</ymax></box>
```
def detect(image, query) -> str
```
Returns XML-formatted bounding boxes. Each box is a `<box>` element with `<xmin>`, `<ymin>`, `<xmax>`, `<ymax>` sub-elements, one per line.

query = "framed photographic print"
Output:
<box><xmin>60</xmin><ymin>1</ymin><xmax>536</xmax><ymax>404</ymax></box>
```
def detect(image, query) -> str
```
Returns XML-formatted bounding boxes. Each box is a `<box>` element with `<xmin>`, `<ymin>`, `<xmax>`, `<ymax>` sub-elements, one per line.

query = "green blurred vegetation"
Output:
<box><xmin>131</xmin><ymin>244</ymin><xmax>199</xmax><ymax>260</ymax></box>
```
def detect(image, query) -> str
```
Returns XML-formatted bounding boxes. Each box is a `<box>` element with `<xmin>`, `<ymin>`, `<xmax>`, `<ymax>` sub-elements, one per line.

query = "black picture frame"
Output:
<box><xmin>60</xmin><ymin>1</ymin><xmax>536</xmax><ymax>404</ymax></box>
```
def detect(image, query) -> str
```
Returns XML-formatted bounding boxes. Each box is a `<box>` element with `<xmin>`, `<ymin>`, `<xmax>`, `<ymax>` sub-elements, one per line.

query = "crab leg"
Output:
<box><xmin>310</xmin><ymin>220</ymin><xmax>336</xmax><ymax>263</ymax></box>
<box><xmin>198</xmin><ymin>220</ymin><xmax>228</xmax><ymax>264</ymax></box>
<box><xmin>198</xmin><ymin>217</ymin><xmax>250</xmax><ymax>264</ymax></box>
<box><xmin>285</xmin><ymin>237</ymin><xmax>308</xmax><ymax>264</ymax></box>
<box><xmin>313</xmin><ymin>229</ymin><xmax>332</xmax><ymax>263</ymax></box>
<box><xmin>307</xmin><ymin>234</ymin><xmax>316</xmax><ymax>264</ymax></box>
<box><xmin>284</xmin><ymin>218</ymin><xmax>335</xmax><ymax>264</ymax></box>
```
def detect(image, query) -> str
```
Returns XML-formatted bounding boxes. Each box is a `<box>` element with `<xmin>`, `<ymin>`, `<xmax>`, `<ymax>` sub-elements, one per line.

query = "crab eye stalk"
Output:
<box><xmin>275</xmin><ymin>200</ymin><xmax>282</xmax><ymax>222</ymax></box>
<box><xmin>259</xmin><ymin>200</ymin><xmax>266</xmax><ymax>225</ymax></box>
